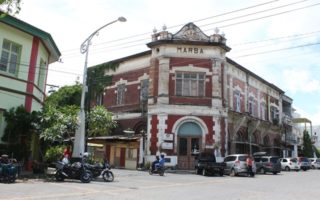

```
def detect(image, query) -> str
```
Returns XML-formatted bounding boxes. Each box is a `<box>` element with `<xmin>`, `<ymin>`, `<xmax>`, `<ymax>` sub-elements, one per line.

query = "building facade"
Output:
<box><xmin>0</xmin><ymin>13</ymin><xmax>61</xmax><ymax>143</ymax></box>
<box><xmin>92</xmin><ymin>23</ymin><xmax>292</xmax><ymax>169</ymax></box>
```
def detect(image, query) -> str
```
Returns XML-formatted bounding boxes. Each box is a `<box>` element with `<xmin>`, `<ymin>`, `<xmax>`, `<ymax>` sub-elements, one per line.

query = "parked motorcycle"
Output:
<box><xmin>84</xmin><ymin>160</ymin><xmax>114</xmax><ymax>182</ymax></box>
<box><xmin>0</xmin><ymin>162</ymin><xmax>17</xmax><ymax>183</ymax></box>
<box><xmin>149</xmin><ymin>165</ymin><xmax>165</xmax><ymax>176</ymax></box>
<box><xmin>0</xmin><ymin>155</ymin><xmax>17</xmax><ymax>183</ymax></box>
<box><xmin>54</xmin><ymin>160</ymin><xmax>92</xmax><ymax>183</ymax></box>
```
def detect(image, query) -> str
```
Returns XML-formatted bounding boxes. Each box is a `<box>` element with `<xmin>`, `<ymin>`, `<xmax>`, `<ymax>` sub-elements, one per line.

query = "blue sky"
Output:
<box><xmin>10</xmin><ymin>0</ymin><xmax>320</xmax><ymax>126</ymax></box>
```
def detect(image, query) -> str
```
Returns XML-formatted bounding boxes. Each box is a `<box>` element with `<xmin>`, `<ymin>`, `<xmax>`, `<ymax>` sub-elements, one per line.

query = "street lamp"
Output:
<box><xmin>72</xmin><ymin>17</ymin><xmax>127</xmax><ymax>158</ymax></box>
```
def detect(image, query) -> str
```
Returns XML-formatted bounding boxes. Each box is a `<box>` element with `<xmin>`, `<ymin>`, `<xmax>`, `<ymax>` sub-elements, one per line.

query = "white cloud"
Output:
<box><xmin>282</xmin><ymin>68</ymin><xmax>320</xmax><ymax>94</ymax></box>
<box><xmin>11</xmin><ymin>0</ymin><xmax>320</xmax><ymax>126</ymax></box>
<box><xmin>294</xmin><ymin>105</ymin><xmax>320</xmax><ymax>126</ymax></box>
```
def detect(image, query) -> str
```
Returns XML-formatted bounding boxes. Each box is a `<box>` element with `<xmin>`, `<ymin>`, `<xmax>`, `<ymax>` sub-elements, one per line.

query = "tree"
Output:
<box><xmin>40</xmin><ymin>105</ymin><xmax>79</xmax><ymax>143</ymax></box>
<box><xmin>87</xmin><ymin>106</ymin><xmax>117</xmax><ymax>137</ymax></box>
<box><xmin>302</xmin><ymin>130</ymin><xmax>314</xmax><ymax>157</ymax></box>
<box><xmin>44</xmin><ymin>84</ymin><xmax>82</xmax><ymax>109</ymax></box>
<box><xmin>41</xmin><ymin>84</ymin><xmax>117</xmax><ymax>142</ymax></box>
<box><xmin>0</xmin><ymin>0</ymin><xmax>21</xmax><ymax>16</ymax></box>
<box><xmin>2</xmin><ymin>105</ymin><xmax>40</xmax><ymax>143</ymax></box>
<box><xmin>1</xmin><ymin>105</ymin><xmax>40</xmax><ymax>160</ymax></box>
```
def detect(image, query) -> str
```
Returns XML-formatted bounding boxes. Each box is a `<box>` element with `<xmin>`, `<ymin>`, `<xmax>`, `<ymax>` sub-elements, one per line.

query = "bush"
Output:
<box><xmin>144</xmin><ymin>161</ymin><xmax>151</xmax><ymax>170</ymax></box>
<box><xmin>44</xmin><ymin>146</ymin><xmax>64</xmax><ymax>164</ymax></box>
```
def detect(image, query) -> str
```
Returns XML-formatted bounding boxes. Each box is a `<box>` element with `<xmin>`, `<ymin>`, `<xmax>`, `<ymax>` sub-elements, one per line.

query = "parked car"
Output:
<box><xmin>297</xmin><ymin>157</ymin><xmax>311</xmax><ymax>171</ymax></box>
<box><xmin>224</xmin><ymin>154</ymin><xmax>256</xmax><ymax>176</ymax></box>
<box><xmin>195</xmin><ymin>151</ymin><xmax>226</xmax><ymax>176</ymax></box>
<box><xmin>253</xmin><ymin>153</ymin><xmax>281</xmax><ymax>175</ymax></box>
<box><xmin>309</xmin><ymin>158</ymin><xmax>320</xmax><ymax>169</ymax></box>
<box><xmin>279</xmin><ymin>158</ymin><xmax>300</xmax><ymax>171</ymax></box>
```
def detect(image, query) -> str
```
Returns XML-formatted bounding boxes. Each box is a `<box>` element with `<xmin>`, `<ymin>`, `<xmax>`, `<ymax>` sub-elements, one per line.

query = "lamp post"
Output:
<box><xmin>72</xmin><ymin>17</ymin><xmax>127</xmax><ymax>158</ymax></box>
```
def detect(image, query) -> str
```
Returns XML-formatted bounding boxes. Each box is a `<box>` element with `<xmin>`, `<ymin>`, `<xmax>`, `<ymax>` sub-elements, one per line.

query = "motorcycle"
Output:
<box><xmin>84</xmin><ymin>160</ymin><xmax>114</xmax><ymax>182</ymax></box>
<box><xmin>0</xmin><ymin>162</ymin><xmax>17</xmax><ymax>183</ymax></box>
<box><xmin>149</xmin><ymin>165</ymin><xmax>165</xmax><ymax>176</ymax></box>
<box><xmin>54</xmin><ymin>160</ymin><xmax>92</xmax><ymax>183</ymax></box>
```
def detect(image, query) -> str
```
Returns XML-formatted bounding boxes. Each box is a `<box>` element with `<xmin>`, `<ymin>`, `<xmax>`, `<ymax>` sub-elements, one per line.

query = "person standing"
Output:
<box><xmin>63</xmin><ymin>146</ymin><xmax>72</xmax><ymax>158</ymax></box>
<box><xmin>246</xmin><ymin>155</ymin><xmax>254</xmax><ymax>177</ymax></box>
<box><xmin>62</xmin><ymin>146</ymin><xmax>72</xmax><ymax>164</ymax></box>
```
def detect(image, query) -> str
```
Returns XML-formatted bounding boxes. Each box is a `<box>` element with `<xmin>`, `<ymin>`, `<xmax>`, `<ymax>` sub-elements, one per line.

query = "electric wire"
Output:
<box><xmin>61</xmin><ymin>0</ymin><xmax>281</xmax><ymax>54</ymax></box>
<box><xmin>61</xmin><ymin>0</ymin><xmax>317</xmax><ymax>58</ymax></box>
<box><xmin>2</xmin><ymin>0</ymin><xmax>320</xmax><ymax>84</ymax></box>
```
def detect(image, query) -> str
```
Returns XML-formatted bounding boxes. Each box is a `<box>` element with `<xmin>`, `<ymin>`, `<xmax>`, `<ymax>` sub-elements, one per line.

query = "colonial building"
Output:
<box><xmin>91</xmin><ymin>23</ymin><xmax>292</xmax><ymax>170</ymax></box>
<box><xmin>0</xmin><ymin>13</ymin><xmax>60</xmax><ymax>154</ymax></box>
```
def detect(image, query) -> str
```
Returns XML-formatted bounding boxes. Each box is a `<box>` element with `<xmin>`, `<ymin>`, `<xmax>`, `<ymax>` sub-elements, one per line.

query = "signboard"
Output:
<box><xmin>163</xmin><ymin>133</ymin><xmax>173</xmax><ymax>141</ymax></box>
<box><xmin>161</xmin><ymin>142</ymin><xmax>173</xmax><ymax>150</ymax></box>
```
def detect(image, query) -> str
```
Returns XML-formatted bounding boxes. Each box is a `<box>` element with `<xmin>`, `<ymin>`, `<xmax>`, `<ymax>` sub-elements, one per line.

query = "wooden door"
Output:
<box><xmin>120</xmin><ymin>148</ymin><xmax>126</xmax><ymax>167</ymax></box>
<box><xmin>178</xmin><ymin>137</ymin><xmax>201</xmax><ymax>170</ymax></box>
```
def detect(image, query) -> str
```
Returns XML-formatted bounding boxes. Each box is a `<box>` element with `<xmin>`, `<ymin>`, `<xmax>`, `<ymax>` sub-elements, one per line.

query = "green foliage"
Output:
<box><xmin>87</xmin><ymin>62</ymin><xmax>118</xmax><ymax>100</ymax></box>
<box><xmin>41</xmin><ymin>84</ymin><xmax>117</xmax><ymax>142</ymax></box>
<box><xmin>44</xmin><ymin>146</ymin><xmax>64</xmax><ymax>163</ymax></box>
<box><xmin>302</xmin><ymin>130</ymin><xmax>314</xmax><ymax>157</ymax></box>
<box><xmin>44</xmin><ymin>84</ymin><xmax>82</xmax><ymax>109</ymax></box>
<box><xmin>0</xmin><ymin>0</ymin><xmax>21</xmax><ymax>16</ymax></box>
<box><xmin>87</xmin><ymin>106</ymin><xmax>117</xmax><ymax>137</ymax></box>
<box><xmin>144</xmin><ymin>161</ymin><xmax>151</xmax><ymax>170</ymax></box>
<box><xmin>41</xmin><ymin>84</ymin><xmax>81</xmax><ymax>143</ymax></box>
<box><xmin>40</xmin><ymin>105</ymin><xmax>79</xmax><ymax>142</ymax></box>
<box><xmin>314</xmin><ymin>146</ymin><xmax>320</xmax><ymax>158</ymax></box>
<box><xmin>2</xmin><ymin>105</ymin><xmax>40</xmax><ymax>142</ymax></box>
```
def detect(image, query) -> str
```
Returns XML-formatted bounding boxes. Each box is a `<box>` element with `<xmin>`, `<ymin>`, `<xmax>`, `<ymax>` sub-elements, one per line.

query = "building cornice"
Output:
<box><xmin>0</xmin><ymin>12</ymin><xmax>61</xmax><ymax>63</ymax></box>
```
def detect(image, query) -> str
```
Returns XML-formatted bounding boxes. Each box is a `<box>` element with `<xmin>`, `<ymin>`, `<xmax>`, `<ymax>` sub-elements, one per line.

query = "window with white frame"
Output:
<box><xmin>116</xmin><ymin>84</ymin><xmax>125</xmax><ymax>105</ymax></box>
<box><xmin>260</xmin><ymin>102</ymin><xmax>267</xmax><ymax>120</ymax></box>
<box><xmin>175</xmin><ymin>72</ymin><xmax>205</xmax><ymax>97</ymax></box>
<box><xmin>126</xmin><ymin>148</ymin><xmax>136</xmax><ymax>160</ymax></box>
<box><xmin>0</xmin><ymin>39</ymin><xmax>21</xmax><ymax>76</ymax></box>
<box><xmin>96</xmin><ymin>93</ymin><xmax>103</xmax><ymax>106</ymax></box>
<box><xmin>140</xmin><ymin>79</ymin><xmax>149</xmax><ymax>102</ymax></box>
<box><xmin>37</xmin><ymin>59</ymin><xmax>46</xmax><ymax>89</ymax></box>
<box><xmin>249</xmin><ymin>97</ymin><xmax>255</xmax><ymax>116</ymax></box>
<box><xmin>270</xmin><ymin>106</ymin><xmax>279</xmax><ymax>122</ymax></box>
<box><xmin>234</xmin><ymin>90</ymin><xmax>241</xmax><ymax>112</ymax></box>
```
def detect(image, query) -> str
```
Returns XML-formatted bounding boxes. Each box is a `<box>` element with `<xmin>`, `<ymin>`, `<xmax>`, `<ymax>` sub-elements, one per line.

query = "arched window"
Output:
<box><xmin>263</xmin><ymin>135</ymin><xmax>270</xmax><ymax>146</ymax></box>
<box><xmin>178</xmin><ymin>122</ymin><xmax>202</xmax><ymax>137</ymax></box>
<box><xmin>235</xmin><ymin>132</ymin><xmax>245</xmax><ymax>142</ymax></box>
<box><xmin>251</xmin><ymin>132</ymin><xmax>258</xmax><ymax>144</ymax></box>
<box><xmin>274</xmin><ymin>138</ymin><xmax>280</xmax><ymax>147</ymax></box>
<box><xmin>234</xmin><ymin>90</ymin><xmax>241</xmax><ymax>112</ymax></box>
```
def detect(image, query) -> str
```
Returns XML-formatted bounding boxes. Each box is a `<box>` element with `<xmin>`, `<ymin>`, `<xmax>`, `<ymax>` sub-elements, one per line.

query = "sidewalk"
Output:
<box><xmin>19</xmin><ymin>170</ymin><xmax>47</xmax><ymax>180</ymax></box>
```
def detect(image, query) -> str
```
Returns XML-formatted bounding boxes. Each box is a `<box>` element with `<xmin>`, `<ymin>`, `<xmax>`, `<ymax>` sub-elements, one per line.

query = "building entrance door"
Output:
<box><xmin>177</xmin><ymin>137</ymin><xmax>201</xmax><ymax>170</ymax></box>
<box><xmin>176</xmin><ymin>121</ymin><xmax>203</xmax><ymax>170</ymax></box>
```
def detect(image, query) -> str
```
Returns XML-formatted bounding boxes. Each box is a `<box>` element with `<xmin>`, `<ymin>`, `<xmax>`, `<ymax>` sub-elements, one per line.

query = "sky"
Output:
<box><xmin>11</xmin><ymin>0</ymin><xmax>320</xmax><ymax>127</ymax></box>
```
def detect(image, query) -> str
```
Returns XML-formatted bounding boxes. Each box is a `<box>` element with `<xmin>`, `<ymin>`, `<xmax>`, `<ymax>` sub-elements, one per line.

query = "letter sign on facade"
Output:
<box><xmin>177</xmin><ymin>47</ymin><xmax>204</xmax><ymax>54</ymax></box>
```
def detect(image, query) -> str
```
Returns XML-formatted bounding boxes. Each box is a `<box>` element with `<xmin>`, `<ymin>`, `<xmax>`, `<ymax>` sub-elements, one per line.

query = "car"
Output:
<box><xmin>253</xmin><ymin>154</ymin><xmax>281</xmax><ymax>175</ymax></box>
<box><xmin>309</xmin><ymin>158</ymin><xmax>320</xmax><ymax>169</ymax></box>
<box><xmin>297</xmin><ymin>157</ymin><xmax>311</xmax><ymax>171</ymax></box>
<box><xmin>279</xmin><ymin>158</ymin><xmax>300</xmax><ymax>171</ymax></box>
<box><xmin>223</xmin><ymin>154</ymin><xmax>256</xmax><ymax>177</ymax></box>
<box><xmin>194</xmin><ymin>151</ymin><xmax>226</xmax><ymax>176</ymax></box>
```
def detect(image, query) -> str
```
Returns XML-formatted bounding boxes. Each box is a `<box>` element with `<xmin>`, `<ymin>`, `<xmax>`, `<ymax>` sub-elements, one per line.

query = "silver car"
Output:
<box><xmin>309</xmin><ymin>158</ymin><xmax>320</xmax><ymax>169</ymax></box>
<box><xmin>279</xmin><ymin>158</ymin><xmax>300</xmax><ymax>171</ymax></box>
<box><xmin>224</xmin><ymin>154</ymin><xmax>256</xmax><ymax>176</ymax></box>
<box><xmin>298</xmin><ymin>157</ymin><xmax>311</xmax><ymax>171</ymax></box>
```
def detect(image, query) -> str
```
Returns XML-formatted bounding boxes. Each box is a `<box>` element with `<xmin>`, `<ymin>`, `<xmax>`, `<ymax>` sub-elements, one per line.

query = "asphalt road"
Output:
<box><xmin>1</xmin><ymin>169</ymin><xmax>319</xmax><ymax>200</ymax></box>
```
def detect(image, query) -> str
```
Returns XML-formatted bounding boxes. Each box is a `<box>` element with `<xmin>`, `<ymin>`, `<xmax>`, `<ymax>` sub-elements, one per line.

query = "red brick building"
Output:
<box><xmin>90</xmin><ymin>23</ymin><xmax>290</xmax><ymax>170</ymax></box>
